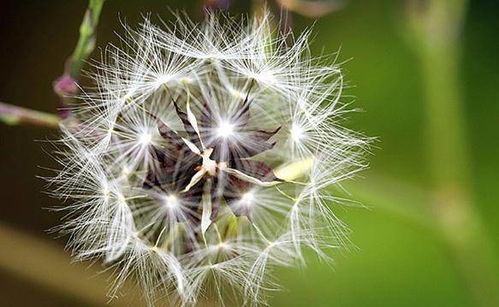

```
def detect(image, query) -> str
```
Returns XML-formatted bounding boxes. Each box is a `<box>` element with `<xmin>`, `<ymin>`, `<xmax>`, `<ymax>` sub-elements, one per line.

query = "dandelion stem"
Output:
<box><xmin>0</xmin><ymin>102</ymin><xmax>60</xmax><ymax>128</ymax></box>
<box><xmin>1</xmin><ymin>1</ymin><xmax>105</xmax><ymax>128</ymax></box>
<box><xmin>407</xmin><ymin>0</ymin><xmax>499</xmax><ymax>305</ymax></box>
<box><xmin>69</xmin><ymin>0</ymin><xmax>106</xmax><ymax>78</ymax></box>
<box><xmin>53</xmin><ymin>0</ymin><xmax>106</xmax><ymax>111</ymax></box>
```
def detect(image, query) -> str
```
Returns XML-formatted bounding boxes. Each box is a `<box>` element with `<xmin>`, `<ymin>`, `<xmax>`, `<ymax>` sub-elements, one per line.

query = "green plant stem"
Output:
<box><xmin>407</xmin><ymin>0</ymin><xmax>499</xmax><ymax>305</ymax></box>
<box><xmin>69</xmin><ymin>0</ymin><xmax>106</xmax><ymax>78</ymax></box>
<box><xmin>2</xmin><ymin>0</ymin><xmax>106</xmax><ymax>128</ymax></box>
<box><xmin>0</xmin><ymin>102</ymin><xmax>60</xmax><ymax>128</ymax></box>
<box><xmin>422</xmin><ymin>43</ymin><xmax>499</xmax><ymax>307</ymax></box>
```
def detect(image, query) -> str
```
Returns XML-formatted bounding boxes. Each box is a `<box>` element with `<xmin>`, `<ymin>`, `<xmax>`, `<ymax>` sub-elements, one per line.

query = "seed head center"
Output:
<box><xmin>216</xmin><ymin>120</ymin><xmax>235</xmax><ymax>138</ymax></box>
<box><xmin>201</xmin><ymin>148</ymin><xmax>219</xmax><ymax>176</ymax></box>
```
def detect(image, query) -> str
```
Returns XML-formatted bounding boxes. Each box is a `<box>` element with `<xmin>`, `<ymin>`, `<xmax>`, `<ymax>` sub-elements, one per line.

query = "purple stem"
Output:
<box><xmin>0</xmin><ymin>102</ymin><xmax>60</xmax><ymax>128</ymax></box>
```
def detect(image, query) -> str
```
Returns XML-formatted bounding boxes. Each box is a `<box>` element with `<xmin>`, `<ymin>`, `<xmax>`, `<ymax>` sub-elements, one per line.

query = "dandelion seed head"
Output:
<box><xmin>50</xmin><ymin>10</ymin><xmax>368</xmax><ymax>306</ymax></box>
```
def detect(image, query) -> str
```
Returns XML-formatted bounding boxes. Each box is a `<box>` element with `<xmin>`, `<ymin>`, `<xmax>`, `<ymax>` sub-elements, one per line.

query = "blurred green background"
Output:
<box><xmin>0</xmin><ymin>0</ymin><xmax>498</xmax><ymax>306</ymax></box>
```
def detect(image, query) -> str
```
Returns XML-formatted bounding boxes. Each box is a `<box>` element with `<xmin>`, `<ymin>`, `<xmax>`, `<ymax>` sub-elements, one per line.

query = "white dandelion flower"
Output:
<box><xmin>51</xmin><ymin>10</ymin><xmax>368</xmax><ymax>306</ymax></box>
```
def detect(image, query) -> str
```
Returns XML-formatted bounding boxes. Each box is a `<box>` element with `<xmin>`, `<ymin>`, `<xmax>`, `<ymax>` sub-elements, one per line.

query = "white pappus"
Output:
<box><xmin>50</xmin><ymin>10</ymin><xmax>368</xmax><ymax>307</ymax></box>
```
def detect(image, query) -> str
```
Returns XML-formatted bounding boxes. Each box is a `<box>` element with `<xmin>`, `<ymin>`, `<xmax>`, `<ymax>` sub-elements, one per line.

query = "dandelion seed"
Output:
<box><xmin>290</xmin><ymin>123</ymin><xmax>305</xmax><ymax>142</ymax></box>
<box><xmin>163</xmin><ymin>194</ymin><xmax>179</xmax><ymax>208</ymax></box>
<box><xmin>138</xmin><ymin>131</ymin><xmax>152</xmax><ymax>145</ymax></box>
<box><xmin>216</xmin><ymin>120</ymin><xmax>235</xmax><ymax>138</ymax></box>
<box><xmin>241</xmin><ymin>191</ymin><xmax>254</xmax><ymax>203</ymax></box>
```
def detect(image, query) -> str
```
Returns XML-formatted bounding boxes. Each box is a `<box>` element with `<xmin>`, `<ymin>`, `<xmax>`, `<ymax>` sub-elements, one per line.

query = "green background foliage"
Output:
<box><xmin>0</xmin><ymin>0</ymin><xmax>497</xmax><ymax>306</ymax></box>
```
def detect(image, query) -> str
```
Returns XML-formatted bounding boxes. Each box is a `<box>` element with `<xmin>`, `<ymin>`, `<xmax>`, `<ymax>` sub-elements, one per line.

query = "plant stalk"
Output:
<box><xmin>53</xmin><ymin>0</ymin><xmax>106</xmax><ymax>113</ymax></box>
<box><xmin>0</xmin><ymin>102</ymin><xmax>60</xmax><ymax>128</ymax></box>
<box><xmin>70</xmin><ymin>0</ymin><xmax>106</xmax><ymax>78</ymax></box>
<box><xmin>407</xmin><ymin>0</ymin><xmax>499</xmax><ymax>305</ymax></box>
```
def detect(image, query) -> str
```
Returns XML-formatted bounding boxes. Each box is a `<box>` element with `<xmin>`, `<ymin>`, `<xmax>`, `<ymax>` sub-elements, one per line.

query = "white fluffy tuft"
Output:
<box><xmin>50</xmin><ymin>10</ymin><xmax>367</xmax><ymax>306</ymax></box>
